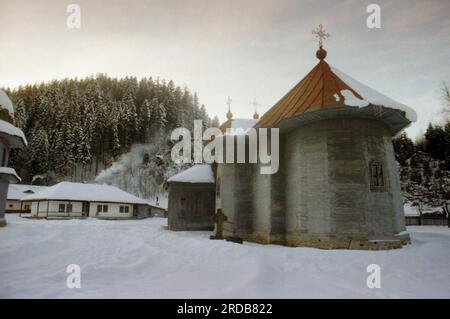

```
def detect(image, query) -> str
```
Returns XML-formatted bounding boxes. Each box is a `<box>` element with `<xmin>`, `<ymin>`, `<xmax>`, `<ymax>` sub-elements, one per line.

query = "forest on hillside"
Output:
<box><xmin>393</xmin><ymin>122</ymin><xmax>450</xmax><ymax>216</ymax></box>
<box><xmin>4</xmin><ymin>77</ymin><xmax>450</xmax><ymax>205</ymax></box>
<box><xmin>5</xmin><ymin>75</ymin><xmax>219</xmax><ymax>189</ymax></box>
<box><xmin>393</xmin><ymin>83</ymin><xmax>450</xmax><ymax>215</ymax></box>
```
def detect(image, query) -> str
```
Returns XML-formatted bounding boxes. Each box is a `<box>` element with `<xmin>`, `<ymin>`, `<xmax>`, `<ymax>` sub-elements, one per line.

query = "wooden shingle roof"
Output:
<box><xmin>257</xmin><ymin>51</ymin><xmax>363</xmax><ymax>128</ymax></box>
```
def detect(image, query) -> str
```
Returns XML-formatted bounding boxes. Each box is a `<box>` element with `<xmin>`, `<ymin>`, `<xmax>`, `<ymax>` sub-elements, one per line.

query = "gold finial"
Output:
<box><xmin>251</xmin><ymin>98</ymin><xmax>259</xmax><ymax>119</ymax></box>
<box><xmin>226</xmin><ymin>96</ymin><xmax>233</xmax><ymax>120</ymax></box>
<box><xmin>312</xmin><ymin>24</ymin><xmax>330</xmax><ymax>60</ymax></box>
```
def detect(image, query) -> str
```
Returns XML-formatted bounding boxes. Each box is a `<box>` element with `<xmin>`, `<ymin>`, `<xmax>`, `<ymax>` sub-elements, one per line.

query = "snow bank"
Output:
<box><xmin>0</xmin><ymin>89</ymin><xmax>14</xmax><ymax>116</ymax></box>
<box><xmin>1</xmin><ymin>215</ymin><xmax>450</xmax><ymax>298</ymax></box>
<box><xmin>331</xmin><ymin>66</ymin><xmax>417</xmax><ymax>122</ymax></box>
<box><xmin>167</xmin><ymin>164</ymin><xmax>214</xmax><ymax>183</ymax></box>
<box><xmin>22</xmin><ymin>181</ymin><xmax>148</xmax><ymax>205</ymax></box>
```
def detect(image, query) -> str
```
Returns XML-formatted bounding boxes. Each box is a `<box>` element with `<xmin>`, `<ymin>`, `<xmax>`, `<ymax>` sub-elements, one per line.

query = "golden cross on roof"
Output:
<box><xmin>312</xmin><ymin>24</ymin><xmax>330</xmax><ymax>48</ymax></box>
<box><xmin>226</xmin><ymin>96</ymin><xmax>232</xmax><ymax>110</ymax></box>
<box><xmin>250</xmin><ymin>98</ymin><xmax>259</xmax><ymax>111</ymax></box>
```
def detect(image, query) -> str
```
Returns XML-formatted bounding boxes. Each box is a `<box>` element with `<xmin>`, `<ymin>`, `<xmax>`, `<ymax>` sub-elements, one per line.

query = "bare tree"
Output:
<box><xmin>442</xmin><ymin>81</ymin><xmax>450</xmax><ymax>114</ymax></box>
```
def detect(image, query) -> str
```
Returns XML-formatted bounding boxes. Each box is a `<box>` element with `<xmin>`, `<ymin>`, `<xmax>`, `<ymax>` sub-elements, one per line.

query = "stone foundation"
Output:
<box><xmin>244</xmin><ymin>231</ymin><xmax>410</xmax><ymax>250</ymax></box>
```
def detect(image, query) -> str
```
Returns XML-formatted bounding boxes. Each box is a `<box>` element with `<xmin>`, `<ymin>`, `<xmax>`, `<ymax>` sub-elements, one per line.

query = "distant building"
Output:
<box><xmin>23</xmin><ymin>182</ymin><xmax>149</xmax><ymax>219</ymax></box>
<box><xmin>135</xmin><ymin>201</ymin><xmax>167</xmax><ymax>219</ymax></box>
<box><xmin>148</xmin><ymin>204</ymin><xmax>167</xmax><ymax>218</ymax></box>
<box><xmin>167</xmin><ymin>165</ymin><xmax>215</xmax><ymax>230</ymax></box>
<box><xmin>6</xmin><ymin>184</ymin><xmax>48</xmax><ymax>213</ymax></box>
<box><xmin>404</xmin><ymin>203</ymin><xmax>448</xmax><ymax>226</ymax></box>
<box><xmin>0</xmin><ymin>89</ymin><xmax>27</xmax><ymax>227</ymax></box>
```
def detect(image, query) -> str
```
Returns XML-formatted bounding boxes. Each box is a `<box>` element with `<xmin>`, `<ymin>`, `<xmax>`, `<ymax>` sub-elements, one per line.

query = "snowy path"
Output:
<box><xmin>1</xmin><ymin>215</ymin><xmax>449</xmax><ymax>298</ymax></box>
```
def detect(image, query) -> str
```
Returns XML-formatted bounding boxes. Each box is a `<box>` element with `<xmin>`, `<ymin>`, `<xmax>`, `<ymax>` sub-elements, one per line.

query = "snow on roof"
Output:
<box><xmin>146</xmin><ymin>193</ymin><xmax>168</xmax><ymax>210</ymax></box>
<box><xmin>0</xmin><ymin>89</ymin><xmax>14</xmax><ymax>116</ymax></box>
<box><xmin>231</xmin><ymin>119</ymin><xmax>258</xmax><ymax>130</ymax></box>
<box><xmin>167</xmin><ymin>165</ymin><xmax>215</xmax><ymax>184</ymax></box>
<box><xmin>257</xmin><ymin>55</ymin><xmax>417</xmax><ymax>128</ymax></box>
<box><xmin>404</xmin><ymin>202</ymin><xmax>419</xmax><ymax>216</ymax></box>
<box><xmin>22</xmin><ymin>181</ymin><xmax>149</xmax><ymax>205</ymax></box>
<box><xmin>219</xmin><ymin>118</ymin><xmax>259</xmax><ymax>136</ymax></box>
<box><xmin>0</xmin><ymin>167</ymin><xmax>21</xmax><ymax>183</ymax></box>
<box><xmin>330</xmin><ymin>66</ymin><xmax>417</xmax><ymax>122</ymax></box>
<box><xmin>7</xmin><ymin>184</ymin><xmax>48</xmax><ymax>200</ymax></box>
<box><xmin>0</xmin><ymin>119</ymin><xmax>27</xmax><ymax>147</ymax></box>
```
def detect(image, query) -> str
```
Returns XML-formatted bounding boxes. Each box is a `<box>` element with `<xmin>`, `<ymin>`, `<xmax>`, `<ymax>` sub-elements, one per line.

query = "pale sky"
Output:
<box><xmin>1</xmin><ymin>0</ymin><xmax>449</xmax><ymax>138</ymax></box>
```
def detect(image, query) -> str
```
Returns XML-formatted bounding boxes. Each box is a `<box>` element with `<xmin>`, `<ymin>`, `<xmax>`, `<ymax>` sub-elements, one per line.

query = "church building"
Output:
<box><xmin>213</xmin><ymin>39</ymin><xmax>417</xmax><ymax>249</ymax></box>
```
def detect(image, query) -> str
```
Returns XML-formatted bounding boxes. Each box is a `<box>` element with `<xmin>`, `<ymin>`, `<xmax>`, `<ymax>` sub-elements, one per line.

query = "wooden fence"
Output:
<box><xmin>406</xmin><ymin>215</ymin><xmax>448</xmax><ymax>226</ymax></box>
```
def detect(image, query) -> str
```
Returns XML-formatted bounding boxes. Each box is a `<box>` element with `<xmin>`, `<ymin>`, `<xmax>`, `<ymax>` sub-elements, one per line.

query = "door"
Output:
<box><xmin>82</xmin><ymin>202</ymin><xmax>90</xmax><ymax>217</ymax></box>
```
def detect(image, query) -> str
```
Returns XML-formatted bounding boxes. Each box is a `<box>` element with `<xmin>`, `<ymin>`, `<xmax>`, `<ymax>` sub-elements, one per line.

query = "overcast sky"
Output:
<box><xmin>1</xmin><ymin>0</ymin><xmax>449</xmax><ymax>138</ymax></box>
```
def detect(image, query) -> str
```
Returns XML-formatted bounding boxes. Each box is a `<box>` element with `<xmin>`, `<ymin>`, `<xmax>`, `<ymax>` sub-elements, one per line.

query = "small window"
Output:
<box><xmin>24</xmin><ymin>205</ymin><xmax>30</xmax><ymax>210</ymax></box>
<box><xmin>97</xmin><ymin>205</ymin><xmax>102</xmax><ymax>212</ymax></box>
<box><xmin>103</xmin><ymin>205</ymin><xmax>108</xmax><ymax>212</ymax></box>
<box><xmin>370</xmin><ymin>161</ymin><xmax>386</xmax><ymax>190</ymax></box>
<box><xmin>120</xmin><ymin>206</ymin><xmax>130</xmax><ymax>213</ymax></box>
<box><xmin>9</xmin><ymin>204</ymin><xmax>13</xmax><ymax>208</ymax></box>
<box><xmin>66</xmin><ymin>204</ymin><xmax>72</xmax><ymax>213</ymax></box>
<box><xmin>180</xmin><ymin>194</ymin><xmax>187</xmax><ymax>205</ymax></box>
<box><xmin>59</xmin><ymin>204</ymin><xmax>65</xmax><ymax>212</ymax></box>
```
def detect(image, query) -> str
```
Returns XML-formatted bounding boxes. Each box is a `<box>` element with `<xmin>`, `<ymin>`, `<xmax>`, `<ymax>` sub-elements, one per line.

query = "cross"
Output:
<box><xmin>213</xmin><ymin>208</ymin><xmax>228</xmax><ymax>240</ymax></box>
<box><xmin>250</xmin><ymin>98</ymin><xmax>259</xmax><ymax>112</ymax></box>
<box><xmin>312</xmin><ymin>24</ymin><xmax>330</xmax><ymax>48</ymax></box>
<box><xmin>226</xmin><ymin>96</ymin><xmax>232</xmax><ymax>111</ymax></box>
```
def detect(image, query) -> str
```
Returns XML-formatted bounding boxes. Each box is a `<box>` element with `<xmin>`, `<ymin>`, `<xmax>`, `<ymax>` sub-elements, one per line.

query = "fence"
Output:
<box><xmin>406</xmin><ymin>215</ymin><xmax>448</xmax><ymax>226</ymax></box>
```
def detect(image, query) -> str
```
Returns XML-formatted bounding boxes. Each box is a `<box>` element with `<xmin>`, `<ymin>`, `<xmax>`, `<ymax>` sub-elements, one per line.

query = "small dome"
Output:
<box><xmin>316</xmin><ymin>46</ymin><xmax>327</xmax><ymax>60</ymax></box>
<box><xmin>226</xmin><ymin>109</ymin><xmax>233</xmax><ymax>120</ymax></box>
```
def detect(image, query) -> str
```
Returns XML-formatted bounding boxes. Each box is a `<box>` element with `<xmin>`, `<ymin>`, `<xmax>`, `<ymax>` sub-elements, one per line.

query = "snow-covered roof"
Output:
<box><xmin>167</xmin><ymin>165</ymin><xmax>215</xmax><ymax>184</ymax></box>
<box><xmin>22</xmin><ymin>182</ymin><xmax>149</xmax><ymax>205</ymax></box>
<box><xmin>146</xmin><ymin>193</ymin><xmax>168</xmax><ymax>210</ymax></box>
<box><xmin>404</xmin><ymin>202</ymin><xmax>419</xmax><ymax>216</ymax></box>
<box><xmin>330</xmin><ymin>66</ymin><xmax>417</xmax><ymax>122</ymax></box>
<box><xmin>219</xmin><ymin>118</ymin><xmax>259</xmax><ymax>136</ymax></box>
<box><xmin>7</xmin><ymin>184</ymin><xmax>48</xmax><ymax>200</ymax></box>
<box><xmin>0</xmin><ymin>89</ymin><xmax>14</xmax><ymax>117</ymax></box>
<box><xmin>257</xmin><ymin>50</ymin><xmax>417</xmax><ymax>129</ymax></box>
<box><xmin>0</xmin><ymin>167</ymin><xmax>21</xmax><ymax>183</ymax></box>
<box><xmin>0</xmin><ymin>119</ymin><xmax>27</xmax><ymax>147</ymax></box>
<box><xmin>231</xmin><ymin>119</ymin><xmax>258</xmax><ymax>130</ymax></box>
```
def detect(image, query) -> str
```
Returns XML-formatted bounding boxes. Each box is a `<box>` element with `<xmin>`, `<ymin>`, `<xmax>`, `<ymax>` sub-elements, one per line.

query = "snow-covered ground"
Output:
<box><xmin>1</xmin><ymin>215</ymin><xmax>449</xmax><ymax>299</ymax></box>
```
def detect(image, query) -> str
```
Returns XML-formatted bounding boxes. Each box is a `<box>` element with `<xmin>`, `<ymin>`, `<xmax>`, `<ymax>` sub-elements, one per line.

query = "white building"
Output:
<box><xmin>23</xmin><ymin>182</ymin><xmax>149</xmax><ymax>219</ymax></box>
<box><xmin>6</xmin><ymin>184</ymin><xmax>48</xmax><ymax>213</ymax></box>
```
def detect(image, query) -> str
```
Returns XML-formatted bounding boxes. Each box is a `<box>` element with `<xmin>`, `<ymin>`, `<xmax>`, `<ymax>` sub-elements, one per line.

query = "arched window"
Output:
<box><xmin>370</xmin><ymin>161</ymin><xmax>386</xmax><ymax>190</ymax></box>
